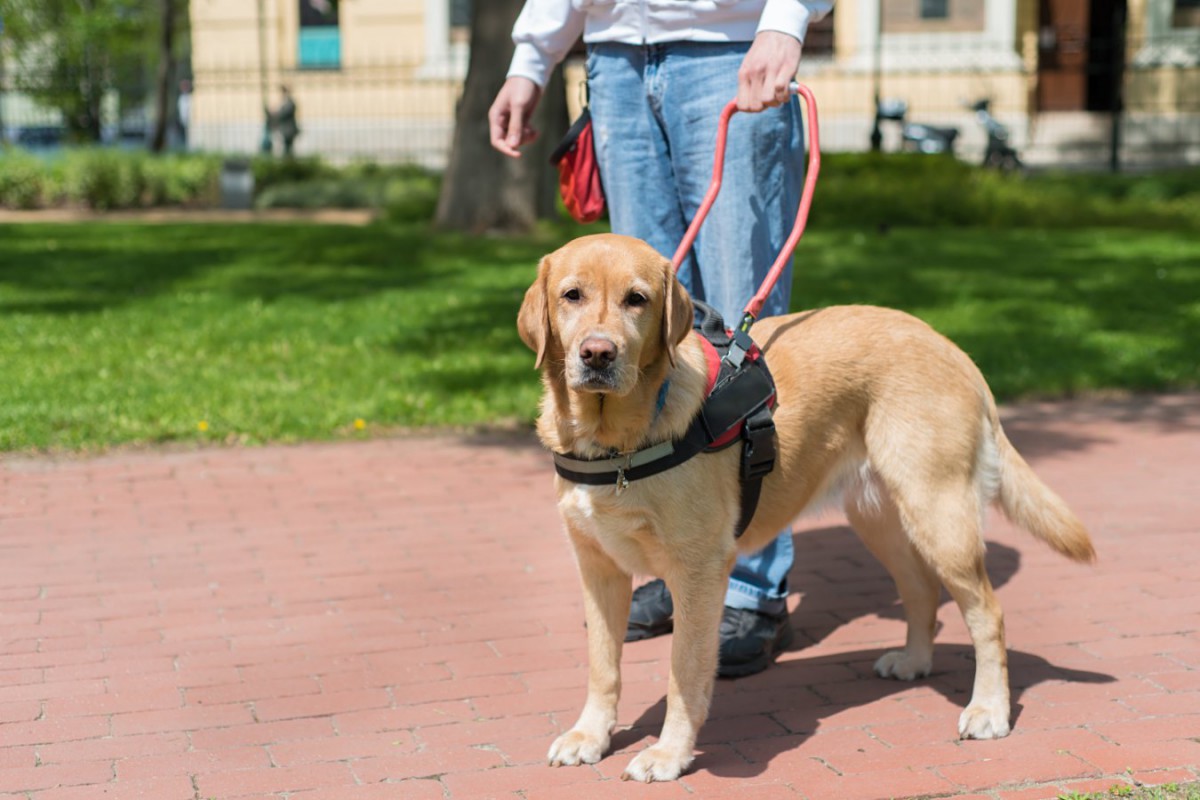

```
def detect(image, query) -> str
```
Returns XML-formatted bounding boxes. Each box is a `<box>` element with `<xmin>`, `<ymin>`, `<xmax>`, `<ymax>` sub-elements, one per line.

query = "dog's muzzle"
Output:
<box><xmin>573</xmin><ymin>364</ymin><xmax>620</xmax><ymax>392</ymax></box>
<box><xmin>573</xmin><ymin>336</ymin><xmax>621</xmax><ymax>391</ymax></box>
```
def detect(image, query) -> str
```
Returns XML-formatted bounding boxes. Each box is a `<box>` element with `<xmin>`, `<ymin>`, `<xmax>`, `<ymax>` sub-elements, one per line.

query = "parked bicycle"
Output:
<box><xmin>873</xmin><ymin>96</ymin><xmax>1023</xmax><ymax>172</ymax></box>
<box><xmin>873</xmin><ymin>97</ymin><xmax>959</xmax><ymax>156</ymax></box>
<box><xmin>970</xmin><ymin>98</ymin><xmax>1023</xmax><ymax>173</ymax></box>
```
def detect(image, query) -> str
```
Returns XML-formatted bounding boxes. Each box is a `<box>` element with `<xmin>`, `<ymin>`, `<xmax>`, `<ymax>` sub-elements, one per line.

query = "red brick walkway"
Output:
<box><xmin>2</xmin><ymin>394</ymin><xmax>1198</xmax><ymax>800</ymax></box>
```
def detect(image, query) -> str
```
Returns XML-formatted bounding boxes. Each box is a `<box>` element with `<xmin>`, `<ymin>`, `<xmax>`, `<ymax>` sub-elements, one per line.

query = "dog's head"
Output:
<box><xmin>518</xmin><ymin>234</ymin><xmax>693</xmax><ymax>396</ymax></box>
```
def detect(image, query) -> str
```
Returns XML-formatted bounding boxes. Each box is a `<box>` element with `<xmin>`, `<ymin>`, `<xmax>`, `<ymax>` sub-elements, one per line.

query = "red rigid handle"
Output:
<box><xmin>669</xmin><ymin>82</ymin><xmax>821</xmax><ymax>328</ymax></box>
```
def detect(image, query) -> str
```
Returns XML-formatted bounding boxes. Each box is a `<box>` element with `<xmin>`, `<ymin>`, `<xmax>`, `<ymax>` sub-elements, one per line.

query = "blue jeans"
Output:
<box><xmin>587</xmin><ymin>41</ymin><xmax>803</xmax><ymax>615</ymax></box>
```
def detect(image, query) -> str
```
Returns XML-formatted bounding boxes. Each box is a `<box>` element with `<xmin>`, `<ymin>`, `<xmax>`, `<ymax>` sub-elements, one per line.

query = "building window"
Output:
<box><xmin>1176</xmin><ymin>0</ymin><xmax>1200</xmax><ymax>27</ymax></box>
<box><xmin>449</xmin><ymin>0</ymin><xmax>471</xmax><ymax>45</ymax></box>
<box><xmin>921</xmin><ymin>0</ymin><xmax>949</xmax><ymax>19</ymax></box>
<box><xmin>1134</xmin><ymin>0</ymin><xmax>1200</xmax><ymax>66</ymax></box>
<box><xmin>882</xmin><ymin>0</ymin><xmax>985</xmax><ymax>32</ymax></box>
<box><xmin>450</xmin><ymin>0</ymin><xmax>471</xmax><ymax>28</ymax></box>
<box><xmin>298</xmin><ymin>0</ymin><xmax>340</xmax><ymax>70</ymax></box>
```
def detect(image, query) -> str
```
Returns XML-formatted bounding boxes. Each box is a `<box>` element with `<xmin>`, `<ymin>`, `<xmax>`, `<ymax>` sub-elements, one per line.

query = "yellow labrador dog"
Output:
<box><xmin>518</xmin><ymin>233</ymin><xmax>1094</xmax><ymax>782</ymax></box>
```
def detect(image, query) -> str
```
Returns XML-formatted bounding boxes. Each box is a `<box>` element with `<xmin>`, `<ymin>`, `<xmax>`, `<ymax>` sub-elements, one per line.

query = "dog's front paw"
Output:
<box><xmin>548</xmin><ymin>728</ymin><xmax>609</xmax><ymax>767</ymax></box>
<box><xmin>620</xmin><ymin>745</ymin><xmax>694</xmax><ymax>783</ymax></box>
<box><xmin>874</xmin><ymin>649</ymin><xmax>932</xmax><ymax>681</ymax></box>
<box><xmin>958</xmin><ymin>700</ymin><xmax>1011</xmax><ymax>739</ymax></box>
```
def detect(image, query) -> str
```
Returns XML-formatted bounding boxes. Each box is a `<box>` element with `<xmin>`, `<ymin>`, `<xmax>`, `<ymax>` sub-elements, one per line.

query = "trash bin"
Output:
<box><xmin>219</xmin><ymin>159</ymin><xmax>254</xmax><ymax>210</ymax></box>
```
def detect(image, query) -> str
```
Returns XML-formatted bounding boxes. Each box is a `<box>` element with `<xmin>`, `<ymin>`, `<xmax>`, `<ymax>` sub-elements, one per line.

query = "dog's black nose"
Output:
<box><xmin>580</xmin><ymin>337</ymin><xmax>617</xmax><ymax>369</ymax></box>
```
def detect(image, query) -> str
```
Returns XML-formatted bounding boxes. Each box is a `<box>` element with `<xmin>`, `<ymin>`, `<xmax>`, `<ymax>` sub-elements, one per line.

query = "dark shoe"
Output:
<box><xmin>625</xmin><ymin>579</ymin><xmax>674</xmax><ymax>642</ymax></box>
<box><xmin>717</xmin><ymin>606</ymin><xmax>794</xmax><ymax>678</ymax></box>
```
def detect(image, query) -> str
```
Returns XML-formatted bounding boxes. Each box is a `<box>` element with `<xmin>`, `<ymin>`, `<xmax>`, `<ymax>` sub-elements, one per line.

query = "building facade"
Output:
<box><xmin>188</xmin><ymin>0</ymin><xmax>466</xmax><ymax>163</ymax></box>
<box><xmin>187</xmin><ymin>0</ymin><xmax>1200</xmax><ymax>168</ymax></box>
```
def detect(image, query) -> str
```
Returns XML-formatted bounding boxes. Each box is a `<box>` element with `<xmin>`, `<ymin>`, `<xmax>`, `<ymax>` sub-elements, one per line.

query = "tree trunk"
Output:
<box><xmin>435</xmin><ymin>0</ymin><xmax>567</xmax><ymax>233</ymax></box>
<box><xmin>81</xmin><ymin>53</ymin><xmax>105</xmax><ymax>143</ymax></box>
<box><xmin>81</xmin><ymin>0</ymin><xmax>104</xmax><ymax>143</ymax></box>
<box><xmin>150</xmin><ymin>0</ymin><xmax>177</xmax><ymax>152</ymax></box>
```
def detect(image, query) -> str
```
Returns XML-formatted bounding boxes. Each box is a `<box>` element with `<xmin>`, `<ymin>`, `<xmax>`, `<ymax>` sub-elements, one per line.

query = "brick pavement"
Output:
<box><xmin>1</xmin><ymin>393</ymin><xmax>1198</xmax><ymax>800</ymax></box>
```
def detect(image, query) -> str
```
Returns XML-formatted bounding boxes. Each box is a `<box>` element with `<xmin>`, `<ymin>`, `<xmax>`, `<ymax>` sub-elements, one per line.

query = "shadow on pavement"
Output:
<box><xmin>611</xmin><ymin>645</ymin><xmax>1114</xmax><ymax>778</ymax></box>
<box><xmin>1001</xmin><ymin>392</ymin><xmax>1200</xmax><ymax>461</ymax></box>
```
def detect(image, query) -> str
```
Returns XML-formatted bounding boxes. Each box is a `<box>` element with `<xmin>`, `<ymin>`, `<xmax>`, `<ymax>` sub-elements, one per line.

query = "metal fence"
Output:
<box><xmin>2</xmin><ymin>34</ymin><xmax>1197</xmax><ymax>171</ymax></box>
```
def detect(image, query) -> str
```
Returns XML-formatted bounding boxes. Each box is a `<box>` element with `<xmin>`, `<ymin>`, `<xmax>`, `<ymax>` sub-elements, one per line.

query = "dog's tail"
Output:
<box><xmin>994</xmin><ymin>424</ymin><xmax>1096</xmax><ymax>563</ymax></box>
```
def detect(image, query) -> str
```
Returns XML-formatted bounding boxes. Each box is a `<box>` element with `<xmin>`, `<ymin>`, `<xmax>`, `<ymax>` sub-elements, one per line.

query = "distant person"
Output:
<box><xmin>267</xmin><ymin>85</ymin><xmax>300</xmax><ymax>157</ymax></box>
<box><xmin>176</xmin><ymin>79</ymin><xmax>193</xmax><ymax>150</ymax></box>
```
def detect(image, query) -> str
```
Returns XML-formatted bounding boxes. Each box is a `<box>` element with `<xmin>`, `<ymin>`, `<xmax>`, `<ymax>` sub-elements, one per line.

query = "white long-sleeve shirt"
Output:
<box><xmin>509</xmin><ymin>0</ymin><xmax>834</xmax><ymax>87</ymax></box>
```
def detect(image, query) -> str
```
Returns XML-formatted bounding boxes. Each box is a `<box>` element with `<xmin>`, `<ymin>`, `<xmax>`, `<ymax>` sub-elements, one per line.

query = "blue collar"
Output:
<box><xmin>654</xmin><ymin>380</ymin><xmax>670</xmax><ymax>421</ymax></box>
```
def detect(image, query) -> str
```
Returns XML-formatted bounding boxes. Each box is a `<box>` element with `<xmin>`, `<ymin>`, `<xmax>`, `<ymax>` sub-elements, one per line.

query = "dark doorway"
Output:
<box><xmin>1086</xmin><ymin>0</ymin><xmax>1127</xmax><ymax>112</ymax></box>
<box><xmin>1037</xmin><ymin>0</ymin><xmax>1127</xmax><ymax>112</ymax></box>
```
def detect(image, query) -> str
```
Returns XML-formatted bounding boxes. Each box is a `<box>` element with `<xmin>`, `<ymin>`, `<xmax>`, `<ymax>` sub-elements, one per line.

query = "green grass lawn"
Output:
<box><xmin>1060</xmin><ymin>781</ymin><xmax>1200</xmax><ymax>800</ymax></box>
<box><xmin>0</xmin><ymin>220</ymin><xmax>1197</xmax><ymax>453</ymax></box>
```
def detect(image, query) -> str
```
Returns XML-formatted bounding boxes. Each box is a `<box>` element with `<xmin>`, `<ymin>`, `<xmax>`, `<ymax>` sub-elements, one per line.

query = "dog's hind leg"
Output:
<box><xmin>897</xmin><ymin>487</ymin><xmax>1011</xmax><ymax>740</ymax></box>
<box><xmin>549</xmin><ymin>529</ymin><xmax>632</xmax><ymax>767</ymax></box>
<box><xmin>845</xmin><ymin>484</ymin><xmax>942</xmax><ymax>681</ymax></box>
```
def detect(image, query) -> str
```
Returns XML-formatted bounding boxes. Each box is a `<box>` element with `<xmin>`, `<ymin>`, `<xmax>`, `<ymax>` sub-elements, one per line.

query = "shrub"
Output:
<box><xmin>1</xmin><ymin>145</ymin><xmax>1195</xmax><ymax>229</ymax></box>
<box><xmin>383</xmin><ymin>168</ymin><xmax>439</xmax><ymax>222</ymax></box>
<box><xmin>0</xmin><ymin>149</ymin><xmax>222</xmax><ymax>210</ymax></box>
<box><xmin>59</xmin><ymin>149</ymin><xmax>145</xmax><ymax>210</ymax></box>
<box><xmin>0</xmin><ymin>149</ymin><xmax>48</xmax><ymax>209</ymax></box>
<box><xmin>251</xmin><ymin>155</ymin><xmax>334</xmax><ymax>189</ymax></box>
<box><xmin>254</xmin><ymin>177</ymin><xmax>385</xmax><ymax>209</ymax></box>
<box><xmin>252</xmin><ymin>163</ymin><xmax>441</xmax><ymax>222</ymax></box>
<box><xmin>142</xmin><ymin>154</ymin><xmax>222</xmax><ymax>206</ymax></box>
<box><xmin>810</xmin><ymin>153</ymin><xmax>1200</xmax><ymax>230</ymax></box>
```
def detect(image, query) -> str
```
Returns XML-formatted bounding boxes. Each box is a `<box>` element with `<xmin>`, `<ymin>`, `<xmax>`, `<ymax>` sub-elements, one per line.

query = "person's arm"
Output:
<box><xmin>737</xmin><ymin>1</ymin><xmax>834</xmax><ymax>112</ymax></box>
<box><xmin>489</xmin><ymin>0</ymin><xmax>586</xmax><ymax>157</ymax></box>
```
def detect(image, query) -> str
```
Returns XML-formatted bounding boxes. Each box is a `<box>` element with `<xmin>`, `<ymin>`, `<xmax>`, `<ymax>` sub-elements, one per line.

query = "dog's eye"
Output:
<box><xmin>563</xmin><ymin>288</ymin><xmax>582</xmax><ymax>302</ymax></box>
<box><xmin>626</xmin><ymin>292</ymin><xmax>648</xmax><ymax>308</ymax></box>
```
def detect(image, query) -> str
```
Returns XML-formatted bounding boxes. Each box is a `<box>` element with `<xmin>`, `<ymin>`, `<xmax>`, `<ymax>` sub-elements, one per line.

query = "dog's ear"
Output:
<box><xmin>517</xmin><ymin>256</ymin><xmax>552</xmax><ymax>369</ymax></box>
<box><xmin>661</xmin><ymin>270</ymin><xmax>694</xmax><ymax>366</ymax></box>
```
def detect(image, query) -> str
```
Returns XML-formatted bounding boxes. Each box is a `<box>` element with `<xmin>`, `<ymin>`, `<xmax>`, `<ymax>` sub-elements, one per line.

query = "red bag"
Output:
<box><xmin>549</xmin><ymin>108</ymin><xmax>605</xmax><ymax>224</ymax></box>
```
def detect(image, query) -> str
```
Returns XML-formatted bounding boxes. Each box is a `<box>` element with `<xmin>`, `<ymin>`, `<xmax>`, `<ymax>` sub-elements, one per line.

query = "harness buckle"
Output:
<box><xmin>722</xmin><ymin>327</ymin><xmax>756</xmax><ymax>371</ymax></box>
<box><xmin>740</xmin><ymin>405</ymin><xmax>777</xmax><ymax>482</ymax></box>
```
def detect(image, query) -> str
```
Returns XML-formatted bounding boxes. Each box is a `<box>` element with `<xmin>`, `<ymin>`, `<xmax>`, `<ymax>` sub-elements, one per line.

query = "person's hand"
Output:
<box><xmin>737</xmin><ymin>31</ymin><xmax>803</xmax><ymax>112</ymax></box>
<box><xmin>489</xmin><ymin>77</ymin><xmax>544</xmax><ymax>158</ymax></box>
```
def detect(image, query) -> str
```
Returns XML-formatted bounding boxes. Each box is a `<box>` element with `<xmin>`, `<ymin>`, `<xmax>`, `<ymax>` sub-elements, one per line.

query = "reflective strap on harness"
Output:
<box><xmin>552</xmin><ymin>440</ymin><xmax>676</xmax><ymax>477</ymax></box>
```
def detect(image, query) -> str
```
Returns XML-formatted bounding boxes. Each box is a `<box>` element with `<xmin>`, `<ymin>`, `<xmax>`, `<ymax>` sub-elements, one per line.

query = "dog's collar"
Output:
<box><xmin>552</xmin><ymin>378</ymin><xmax>675</xmax><ymax>493</ymax></box>
<box><xmin>553</xmin><ymin>421</ymin><xmax>718</xmax><ymax>495</ymax></box>
<box><xmin>552</xmin><ymin>439</ymin><xmax>681</xmax><ymax>494</ymax></box>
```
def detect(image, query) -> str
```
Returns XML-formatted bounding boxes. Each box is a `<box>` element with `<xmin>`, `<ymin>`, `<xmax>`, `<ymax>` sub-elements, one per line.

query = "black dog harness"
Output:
<box><xmin>552</xmin><ymin>301</ymin><xmax>778</xmax><ymax>538</ymax></box>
